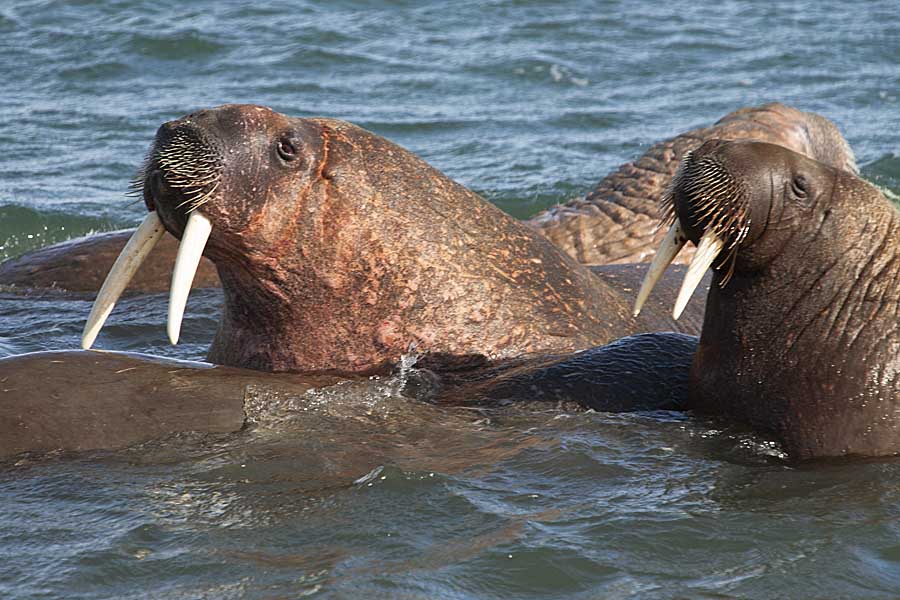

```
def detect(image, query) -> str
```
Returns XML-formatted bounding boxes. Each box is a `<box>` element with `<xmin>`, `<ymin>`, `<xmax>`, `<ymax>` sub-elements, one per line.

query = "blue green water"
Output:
<box><xmin>1</xmin><ymin>1</ymin><xmax>899</xmax><ymax>598</ymax></box>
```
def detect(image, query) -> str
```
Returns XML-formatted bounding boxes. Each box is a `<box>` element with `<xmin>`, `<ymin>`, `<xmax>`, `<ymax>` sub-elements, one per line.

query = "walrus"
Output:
<box><xmin>637</xmin><ymin>139</ymin><xmax>900</xmax><ymax>459</ymax></box>
<box><xmin>1</xmin><ymin>333</ymin><xmax>696</xmax><ymax>459</ymax></box>
<box><xmin>0</xmin><ymin>103</ymin><xmax>856</xmax><ymax>296</ymax></box>
<box><xmin>1</xmin><ymin>104</ymin><xmax>712</xmax><ymax>459</ymax></box>
<box><xmin>527</xmin><ymin>102</ymin><xmax>858</xmax><ymax>265</ymax></box>
<box><xmin>81</xmin><ymin>104</ymin><xmax>703</xmax><ymax>374</ymax></box>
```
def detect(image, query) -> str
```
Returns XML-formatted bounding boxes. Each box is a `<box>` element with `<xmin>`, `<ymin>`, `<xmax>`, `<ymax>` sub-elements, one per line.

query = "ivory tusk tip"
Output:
<box><xmin>632</xmin><ymin>219</ymin><xmax>687</xmax><ymax>320</ymax></box>
<box><xmin>79</xmin><ymin>211</ymin><xmax>164</xmax><ymax>352</ymax></box>
<box><xmin>167</xmin><ymin>211</ymin><xmax>212</xmax><ymax>347</ymax></box>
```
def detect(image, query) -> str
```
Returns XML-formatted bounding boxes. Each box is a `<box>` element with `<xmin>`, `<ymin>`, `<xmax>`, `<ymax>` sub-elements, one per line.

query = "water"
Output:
<box><xmin>1</xmin><ymin>1</ymin><xmax>899</xmax><ymax>597</ymax></box>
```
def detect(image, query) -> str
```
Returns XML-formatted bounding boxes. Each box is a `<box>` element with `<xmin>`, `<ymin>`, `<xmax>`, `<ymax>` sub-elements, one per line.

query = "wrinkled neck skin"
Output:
<box><xmin>690</xmin><ymin>181</ymin><xmax>900</xmax><ymax>459</ymax></box>
<box><xmin>207</xmin><ymin>120</ymin><xmax>658</xmax><ymax>375</ymax></box>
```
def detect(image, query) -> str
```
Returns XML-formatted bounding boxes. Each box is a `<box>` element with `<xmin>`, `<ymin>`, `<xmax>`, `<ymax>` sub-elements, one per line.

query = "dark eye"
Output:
<box><xmin>791</xmin><ymin>175</ymin><xmax>808</xmax><ymax>198</ymax></box>
<box><xmin>277</xmin><ymin>138</ymin><xmax>298</xmax><ymax>162</ymax></box>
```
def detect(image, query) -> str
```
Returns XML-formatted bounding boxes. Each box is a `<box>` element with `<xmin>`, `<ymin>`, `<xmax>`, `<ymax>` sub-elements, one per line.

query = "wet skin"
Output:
<box><xmin>0</xmin><ymin>106</ymin><xmax>705</xmax><ymax>459</ymax></box>
<box><xmin>138</xmin><ymin>105</ymin><xmax>697</xmax><ymax>374</ymax></box>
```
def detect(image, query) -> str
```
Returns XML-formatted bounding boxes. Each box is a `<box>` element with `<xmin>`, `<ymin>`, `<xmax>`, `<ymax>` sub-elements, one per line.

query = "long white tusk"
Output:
<box><xmin>81</xmin><ymin>211</ymin><xmax>165</xmax><ymax>349</ymax></box>
<box><xmin>167</xmin><ymin>211</ymin><xmax>213</xmax><ymax>345</ymax></box>
<box><xmin>633</xmin><ymin>219</ymin><xmax>688</xmax><ymax>317</ymax></box>
<box><xmin>672</xmin><ymin>229</ymin><xmax>723</xmax><ymax>320</ymax></box>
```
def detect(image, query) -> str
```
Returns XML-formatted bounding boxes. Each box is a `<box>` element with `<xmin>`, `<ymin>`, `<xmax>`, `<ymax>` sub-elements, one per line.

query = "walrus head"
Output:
<box><xmin>633</xmin><ymin>139</ymin><xmax>836</xmax><ymax>319</ymax></box>
<box><xmin>83</xmin><ymin>105</ymin><xmax>643</xmax><ymax>374</ymax></box>
<box><xmin>636</xmin><ymin>139</ymin><xmax>900</xmax><ymax>458</ymax></box>
<box><xmin>83</xmin><ymin>104</ymin><xmax>328</xmax><ymax>348</ymax></box>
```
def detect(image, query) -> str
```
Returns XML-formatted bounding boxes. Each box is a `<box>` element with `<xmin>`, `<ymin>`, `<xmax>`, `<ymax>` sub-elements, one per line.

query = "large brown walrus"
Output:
<box><xmin>88</xmin><ymin>104</ymin><xmax>698</xmax><ymax>373</ymax></box>
<box><xmin>637</xmin><ymin>139</ymin><xmax>900</xmax><ymax>459</ymax></box>
<box><xmin>0</xmin><ymin>103</ymin><xmax>857</xmax><ymax>295</ymax></box>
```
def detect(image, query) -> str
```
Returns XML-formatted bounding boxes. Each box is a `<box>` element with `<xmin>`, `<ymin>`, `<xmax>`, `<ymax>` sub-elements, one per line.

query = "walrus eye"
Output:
<box><xmin>791</xmin><ymin>175</ymin><xmax>809</xmax><ymax>199</ymax></box>
<box><xmin>277</xmin><ymin>138</ymin><xmax>298</xmax><ymax>162</ymax></box>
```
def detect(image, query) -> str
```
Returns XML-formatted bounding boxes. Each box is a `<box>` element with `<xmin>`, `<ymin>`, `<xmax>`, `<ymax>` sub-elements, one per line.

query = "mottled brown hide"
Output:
<box><xmin>141</xmin><ymin>105</ymin><xmax>699</xmax><ymax>374</ymax></box>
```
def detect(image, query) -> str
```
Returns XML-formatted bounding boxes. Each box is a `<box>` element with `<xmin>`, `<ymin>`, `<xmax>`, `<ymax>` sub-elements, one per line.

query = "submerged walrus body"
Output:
<box><xmin>639</xmin><ymin>140</ymin><xmax>900</xmax><ymax>459</ymax></box>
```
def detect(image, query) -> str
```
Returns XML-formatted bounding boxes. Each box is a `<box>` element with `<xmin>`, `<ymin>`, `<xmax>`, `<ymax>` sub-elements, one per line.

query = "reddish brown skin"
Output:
<box><xmin>147</xmin><ymin>105</ymin><xmax>700</xmax><ymax>374</ymax></box>
<box><xmin>677</xmin><ymin>141</ymin><xmax>900</xmax><ymax>459</ymax></box>
<box><xmin>527</xmin><ymin>102</ymin><xmax>858</xmax><ymax>265</ymax></box>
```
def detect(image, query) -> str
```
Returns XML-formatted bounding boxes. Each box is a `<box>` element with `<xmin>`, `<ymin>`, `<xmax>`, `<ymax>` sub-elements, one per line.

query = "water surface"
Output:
<box><xmin>1</xmin><ymin>1</ymin><xmax>899</xmax><ymax>598</ymax></box>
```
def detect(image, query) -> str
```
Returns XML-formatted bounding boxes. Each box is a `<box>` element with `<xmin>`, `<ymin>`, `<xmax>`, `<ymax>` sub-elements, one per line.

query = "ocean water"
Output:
<box><xmin>1</xmin><ymin>1</ymin><xmax>899</xmax><ymax>598</ymax></box>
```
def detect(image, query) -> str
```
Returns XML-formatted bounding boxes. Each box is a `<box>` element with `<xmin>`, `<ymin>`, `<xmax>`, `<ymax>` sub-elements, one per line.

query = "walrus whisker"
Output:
<box><xmin>639</xmin><ymin>148</ymin><xmax>752</xmax><ymax>318</ymax></box>
<box><xmin>81</xmin><ymin>211</ymin><xmax>166</xmax><ymax>349</ymax></box>
<box><xmin>175</xmin><ymin>180</ymin><xmax>219</xmax><ymax>211</ymax></box>
<box><xmin>168</xmin><ymin>211</ymin><xmax>213</xmax><ymax>345</ymax></box>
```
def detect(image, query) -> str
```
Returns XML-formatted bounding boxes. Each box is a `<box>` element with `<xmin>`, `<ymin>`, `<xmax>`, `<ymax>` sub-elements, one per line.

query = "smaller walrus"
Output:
<box><xmin>637</xmin><ymin>139</ymin><xmax>900</xmax><ymax>459</ymax></box>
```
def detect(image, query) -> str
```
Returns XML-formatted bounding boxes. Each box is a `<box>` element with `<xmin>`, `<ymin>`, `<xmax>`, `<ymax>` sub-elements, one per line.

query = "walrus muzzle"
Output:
<box><xmin>82</xmin><ymin>125</ymin><xmax>221</xmax><ymax>349</ymax></box>
<box><xmin>633</xmin><ymin>148</ymin><xmax>751</xmax><ymax>319</ymax></box>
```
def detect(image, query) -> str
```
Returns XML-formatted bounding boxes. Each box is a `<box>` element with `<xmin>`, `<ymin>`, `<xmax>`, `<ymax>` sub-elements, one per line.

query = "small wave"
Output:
<box><xmin>0</xmin><ymin>336</ymin><xmax>22</xmax><ymax>357</ymax></box>
<box><xmin>0</xmin><ymin>205</ymin><xmax>120</xmax><ymax>261</ymax></box>
<box><xmin>128</xmin><ymin>31</ymin><xmax>226</xmax><ymax>61</ymax></box>
<box><xmin>59</xmin><ymin>61</ymin><xmax>131</xmax><ymax>82</ymax></box>
<box><xmin>243</xmin><ymin>351</ymin><xmax>430</xmax><ymax>428</ymax></box>
<box><xmin>862</xmin><ymin>153</ymin><xmax>900</xmax><ymax>202</ymax></box>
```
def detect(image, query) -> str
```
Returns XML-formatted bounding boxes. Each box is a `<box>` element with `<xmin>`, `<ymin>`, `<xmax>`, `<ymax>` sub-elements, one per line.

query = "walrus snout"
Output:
<box><xmin>634</xmin><ymin>140</ymin><xmax>759</xmax><ymax>319</ymax></box>
<box><xmin>668</xmin><ymin>140</ymin><xmax>751</xmax><ymax>246</ymax></box>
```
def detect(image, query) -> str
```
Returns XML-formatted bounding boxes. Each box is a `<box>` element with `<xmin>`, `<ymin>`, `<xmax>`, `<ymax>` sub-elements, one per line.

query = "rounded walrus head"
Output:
<box><xmin>82</xmin><ymin>104</ymin><xmax>640</xmax><ymax>374</ymax></box>
<box><xmin>636</xmin><ymin>139</ymin><xmax>900</xmax><ymax>458</ymax></box>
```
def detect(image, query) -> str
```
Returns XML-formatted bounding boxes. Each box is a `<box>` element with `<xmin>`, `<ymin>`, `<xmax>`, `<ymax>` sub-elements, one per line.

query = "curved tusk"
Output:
<box><xmin>81</xmin><ymin>211</ymin><xmax>165</xmax><ymax>350</ymax></box>
<box><xmin>672</xmin><ymin>230</ymin><xmax>723</xmax><ymax>320</ymax></box>
<box><xmin>633</xmin><ymin>219</ymin><xmax>688</xmax><ymax>317</ymax></box>
<box><xmin>168</xmin><ymin>211</ymin><xmax>213</xmax><ymax>345</ymax></box>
